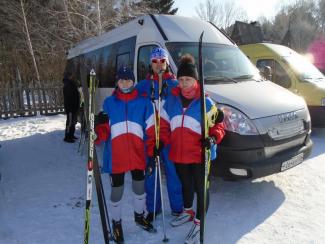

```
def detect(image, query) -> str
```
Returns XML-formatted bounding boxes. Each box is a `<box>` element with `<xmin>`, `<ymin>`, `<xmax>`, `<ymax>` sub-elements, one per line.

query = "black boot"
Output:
<box><xmin>112</xmin><ymin>219</ymin><xmax>124</xmax><ymax>243</ymax></box>
<box><xmin>145</xmin><ymin>210</ymin><xmax>161</xmax><ymax>222</ymax></box>
<box><xmin>134</xmin><ymin>212</ymin><xmax>155</xmax><ymax>232</ymax></box>
<box><xmin>63</xmin><ymin>137</ymin><xmax>75</xmax><ymax>143</ymax></box>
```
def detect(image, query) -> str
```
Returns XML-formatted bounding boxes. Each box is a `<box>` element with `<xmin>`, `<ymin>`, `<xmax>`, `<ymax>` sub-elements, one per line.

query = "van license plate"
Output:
<box><xmin>281</xmin><ymin>153</ymin><xmax>304</xmax><ymax>171</ymax></box>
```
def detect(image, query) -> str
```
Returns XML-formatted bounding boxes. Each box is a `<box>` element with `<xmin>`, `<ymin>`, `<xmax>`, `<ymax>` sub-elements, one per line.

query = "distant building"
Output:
<box><xmin>230</xmin><ymin>21</ymin><xmax>264</xmax><ymax>45</ymax></box>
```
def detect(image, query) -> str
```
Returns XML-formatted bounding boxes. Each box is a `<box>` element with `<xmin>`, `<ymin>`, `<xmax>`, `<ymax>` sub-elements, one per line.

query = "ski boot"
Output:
<box><xmin>63</xmin><ymin>137</ymin><xmax>75</xmax><ymax>143</ymax></box>
<box><xmin>145</xmin><ymin>210</ymin><xmax>161</xmax><ymax>222</ymax></box>
<box><xmin>170</xmin><ymin>208</ymin><xmax>195</xmax><ymax>227</ymax></box>
<box><xmin>134</xmin><ymin>212</ymin><xmax>155</xmax><ymax>232</ymax></box>
<box><xmin>171</xmin><ymin>210</ymin><xmax>182</xmax><ymax>217</ymax></box>
<box><xmin>184</xmin><ymin>219</ymin><xmax>200</xmax><ymax>244</ymax></box>
<box><xmin>112</xmin><ymin>219</ymin><xmax>124</xmax><ymax>244</ymax></box>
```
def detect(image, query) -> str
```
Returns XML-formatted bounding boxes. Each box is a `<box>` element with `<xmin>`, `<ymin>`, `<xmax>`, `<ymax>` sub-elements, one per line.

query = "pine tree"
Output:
<box><xmin>144</xmin><ymin>0</ymin><xmax>178</xmax><ymax>15</ymax></box>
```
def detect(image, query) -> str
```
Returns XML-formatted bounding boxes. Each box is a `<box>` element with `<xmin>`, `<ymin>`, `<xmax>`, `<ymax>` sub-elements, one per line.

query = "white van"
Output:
<box><xmin>66</xmin><ymin>14</ymin><xmax>313</xmax><ymax>179</ymax></box>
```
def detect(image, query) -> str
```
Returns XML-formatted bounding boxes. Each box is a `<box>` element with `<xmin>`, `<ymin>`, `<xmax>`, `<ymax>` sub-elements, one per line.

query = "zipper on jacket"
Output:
<box><xmin>125</xmin><ymin>100</ymin><xmax>130</xmax><ymax>168</ymax></box>
<box><xmin>181</xmin><ymin>108</ymin><xmax>185</xmax><ymax>162</ymax></box>
<box><xmin>177</xmin><ymin>96</ymin><xmax>196</xmax><ymax>162</ymax></box>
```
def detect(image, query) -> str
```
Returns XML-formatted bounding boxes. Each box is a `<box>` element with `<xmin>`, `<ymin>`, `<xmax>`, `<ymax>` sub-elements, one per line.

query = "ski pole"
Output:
<box><xmin>157</xmin><ymin>155</ymin><xmax>168</xmax><ymax>242</ymax></box>
<box><xmin>78</xmin><ymin>109</ymin><xmax>86</xmax><ymax>153</ymax></box>
<box><xmin>157</xmin><ymin>71</ymin><xmax>168</xmax><ymax>242</ymax></box>
<box><xmin>77</xmin><ymin>127</ymin><xmax>84</xmax><ymax>153</ymax></box>
<box><xmin>152</xmin><ymin>97</ymin><xmax>158</xmax><ymax>233</ymax></box>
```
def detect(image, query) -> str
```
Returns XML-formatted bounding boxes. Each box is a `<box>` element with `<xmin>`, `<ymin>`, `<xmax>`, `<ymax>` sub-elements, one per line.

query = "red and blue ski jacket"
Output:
<box><xmin>136</xmin><ymin>72</ymin><xmax>178</xmax><ymax>100</ymax></box>
<box><xmin>136</xmin><ymin>72</ymin><xmax>178</xmax><ymax>145</ymax></box>
<box><xmin>161</xmin><ymin>87</ymin><xmax>225</xmax><ymax>164</ymax></box>
<box><xmin>95</xmin><ymin>89</ymin><xmax>155</xmax><ymax>174</ymax></box>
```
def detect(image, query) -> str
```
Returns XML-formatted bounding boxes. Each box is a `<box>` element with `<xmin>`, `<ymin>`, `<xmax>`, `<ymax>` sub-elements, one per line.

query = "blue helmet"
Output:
<box><xmin>150</xmin><ymin>47</ymin><xmax>169</xmax><ymax>63</ymax></box>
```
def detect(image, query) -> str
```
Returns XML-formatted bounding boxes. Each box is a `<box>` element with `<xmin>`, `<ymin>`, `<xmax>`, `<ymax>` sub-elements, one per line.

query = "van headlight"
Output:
<box><xmin>219</xmin><ymin>105</ymin><xmax>258</xmax><ymax>135</ymax></box>
<box><xmin>321</xmin><ymin>98</ymin><xmax>325</xmax><ymax>106</ymax></box>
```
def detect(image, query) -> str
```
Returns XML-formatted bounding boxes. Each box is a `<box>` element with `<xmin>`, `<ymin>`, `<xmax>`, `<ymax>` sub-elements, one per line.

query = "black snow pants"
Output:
<box><xmin>175</xmin><ymin>162</ymin><xmax>210</xmax><ymax>220</ymax></box>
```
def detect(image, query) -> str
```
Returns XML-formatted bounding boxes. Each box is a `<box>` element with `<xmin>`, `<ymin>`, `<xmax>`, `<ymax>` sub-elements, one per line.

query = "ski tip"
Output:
<box><xmin>90</xmin><ymin>69</ymin><xmax>96</xmax><ymax>76</ymax></box>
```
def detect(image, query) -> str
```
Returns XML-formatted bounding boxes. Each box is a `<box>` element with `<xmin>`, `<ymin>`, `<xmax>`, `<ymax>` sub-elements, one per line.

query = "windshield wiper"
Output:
<box><xmin>233</xmin><ymin>74</ymin><xmax>263</xmax><ymax>82</ymax></box>
<box><xmin>233</xmin><ymin>74</ymin><xmax>253</xmax><ymax>79</ymax></box>
<box><xmin>304</xmin><ymin>77</ymin><xmax>324</xmax><ymax>81</ymax></box>
<box><xmin>204</xmin><ymin>75</ymin><xmax>238</xmax><ymax>84</ymax></box>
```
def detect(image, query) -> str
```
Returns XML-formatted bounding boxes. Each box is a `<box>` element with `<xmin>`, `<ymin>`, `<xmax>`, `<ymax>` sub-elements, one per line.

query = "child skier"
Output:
<box><xmin>95</xmin><ymin>66</ymin><xmax>155</xmax><ymax>243</ymax></box>
<box><xmin>161</xmin><ymin>54</ymin><xmax>225</xmax><ymax>244</ymax></box>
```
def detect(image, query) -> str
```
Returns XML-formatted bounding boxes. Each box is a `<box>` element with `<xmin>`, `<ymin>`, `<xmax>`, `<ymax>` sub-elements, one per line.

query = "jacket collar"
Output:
<box><xmin>146</xmin><ymin>72</ymin><xmax>176</xmax><ymax>81</ymax></box>
<box><xmin>171</xmin><ymin>84</ymin><xmax>201</xmax><ymax>100</ymax></box>
<box><xmin>114</xmin><ymin>88</ymin><xmax>138</xmax><ymax>101</ymax></box>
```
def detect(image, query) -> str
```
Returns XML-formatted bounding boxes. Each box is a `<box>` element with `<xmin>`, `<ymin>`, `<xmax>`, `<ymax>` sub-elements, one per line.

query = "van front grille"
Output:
<box><xmin>267</xmin><ymin>119</ymin><xmax>305</xmax><ymax>140</ymax></box>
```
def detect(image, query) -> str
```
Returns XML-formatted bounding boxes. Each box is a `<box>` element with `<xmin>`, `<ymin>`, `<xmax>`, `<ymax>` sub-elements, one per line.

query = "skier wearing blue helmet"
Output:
<box><xmin>136</xmin><ymin>47</ymin><xmax>184</xmax><ymax>222</ymax></box>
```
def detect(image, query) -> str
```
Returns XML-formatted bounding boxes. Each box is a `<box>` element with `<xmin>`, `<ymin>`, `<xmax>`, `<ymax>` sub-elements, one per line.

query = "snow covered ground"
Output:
<box><xmin>0</xmin><ymin>114</ymin><xmax>324</xmax><ymax>244</ymax></box>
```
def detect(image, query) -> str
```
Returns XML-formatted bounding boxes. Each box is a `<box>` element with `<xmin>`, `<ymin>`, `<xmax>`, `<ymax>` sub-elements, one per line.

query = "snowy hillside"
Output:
<box><xmin>0</xmin><ymin>115</ymin><xmax>324</xmax><ymax>244</ymax></box>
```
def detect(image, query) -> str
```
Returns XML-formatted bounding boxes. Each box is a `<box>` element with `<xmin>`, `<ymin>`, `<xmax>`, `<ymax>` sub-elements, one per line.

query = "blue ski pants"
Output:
<box><xmin>145</xmin><ymin>145</ymin><xmax>183</xmax><ymax>214</ymax></box>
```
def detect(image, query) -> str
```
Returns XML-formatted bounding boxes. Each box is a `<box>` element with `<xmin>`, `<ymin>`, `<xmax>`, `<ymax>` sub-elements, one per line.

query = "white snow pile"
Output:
<box><xmin>0</xmin><ymin>114</ymin><xmax>324</xmax><ymax>244</ymax></box>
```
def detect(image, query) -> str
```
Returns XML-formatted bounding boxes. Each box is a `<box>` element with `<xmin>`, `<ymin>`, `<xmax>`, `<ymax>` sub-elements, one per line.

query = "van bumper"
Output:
<box><xmin>309</xmin><ymin>106</ymin><xmax>325</xmax><ymax>127</ymax></box>
<box><xmin>213</xmin><ymin>135</ymin><xmax>313</xmax><ymax>179</ymax></box>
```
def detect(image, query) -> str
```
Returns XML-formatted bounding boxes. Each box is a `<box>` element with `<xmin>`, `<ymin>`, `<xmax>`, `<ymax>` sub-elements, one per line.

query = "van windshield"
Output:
<box><xmin>166</xmin><ymin>42</ymin><xmax>261</xmax><ymax>84</ymax></box>
<box><xmin>283</xmin><ymin>54</ymin><xmax>325</xmax><ymax>80</ymax></box>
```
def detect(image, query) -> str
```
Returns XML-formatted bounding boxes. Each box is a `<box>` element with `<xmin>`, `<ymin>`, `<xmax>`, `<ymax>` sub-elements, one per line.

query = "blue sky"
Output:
<box><xmin>174</xmin><ymin>0</ymin><xmax>297</xmax><ymax>21</ymax></box>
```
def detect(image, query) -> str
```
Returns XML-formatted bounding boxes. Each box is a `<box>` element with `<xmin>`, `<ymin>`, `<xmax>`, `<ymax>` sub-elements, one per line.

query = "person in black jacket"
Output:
<box><xmin>63</xmin><ymin>71</ymin><xmax>80</xmax><ymax>143</ymax></box>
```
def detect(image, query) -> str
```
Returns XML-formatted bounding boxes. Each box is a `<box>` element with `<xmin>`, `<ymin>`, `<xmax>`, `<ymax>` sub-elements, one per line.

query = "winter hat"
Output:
<box><xmin>150</xmin><ymin>47</ymin><xmax>169</xmax><ymax>63</ymax></box>
<box><xmin>116</xmin><ymin>66</ymin><xmax>135</xmax><ymax>82</ymax></box>
<box><xmin>177</xmin><ymin>54</ymin><xmax>198</xmax><ymax>80</ymax></box>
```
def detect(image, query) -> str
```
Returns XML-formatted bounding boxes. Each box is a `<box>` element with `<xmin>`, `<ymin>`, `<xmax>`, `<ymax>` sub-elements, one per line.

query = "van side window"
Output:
<box><xmin>274</xmin><ymin>61</ymin><xmax>291</xmax><ymax>88</ymax></box>
<box><xmin>257</xmin><ymin>59</ymin><xmax>291</xmax><ymax>88</ymax></box>
<box><xmin>116</xmin><ymin>53</ymin><xmax>130</xmax><ymax>70</ymax></box>
<box><xmin>137</xmin><ymin>45</ymin><xmax>158</xmax><ymax>81</ymax></box>
<box><xmin>80</xmin><ymin>36</ymin><xmax>136</xmax><ymax>88</ymax></box>
<box><xmin>256</xmin><ymin>59</ymin><xmax>273</xmax><ymax>72</ymax></box>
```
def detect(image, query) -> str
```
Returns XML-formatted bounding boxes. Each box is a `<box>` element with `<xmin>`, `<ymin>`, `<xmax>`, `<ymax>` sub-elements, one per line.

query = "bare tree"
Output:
<box><xmin>0</xmin><ymin>0</ymin><xmax>43</xmax><ymax>84</ymax></box>
<box><xmin>96</xmin><ymin>0</ymin><xmax>102</xmax><ymax>35</ymax></box>
<box><xmin>316</xmin><ymin>0</ymin><xmax>325</xmax><ymax>32</ymax></box>
<box><xmin>196</xmin><ymin>0</ymin><xmax>247</xmax><ymax>29</ymax></box>
<box><xmin>20</xmin><ymin>0</ymin><xmax>40</xmax><ymax>84</ymax></box>
<box><xmin>0</xmin><ymin>0</ymin><xmax>159</xmax><ymax>85</ymax></box>
<box><xmin>259</xmin><ymin>0</ymin><xmax>321</xmax><ymax>52</ymax></box>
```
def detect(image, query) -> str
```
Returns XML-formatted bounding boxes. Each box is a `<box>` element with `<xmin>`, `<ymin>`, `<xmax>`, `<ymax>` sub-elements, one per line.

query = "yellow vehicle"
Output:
<box><xmin>240</xmin><ymin>43</ymin><xmax>325</xmax><ymax>127</ymax></box>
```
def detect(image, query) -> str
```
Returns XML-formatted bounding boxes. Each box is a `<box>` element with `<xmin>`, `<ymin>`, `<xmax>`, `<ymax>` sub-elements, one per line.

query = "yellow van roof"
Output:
<box><xmin>241</xmin><ymin>43</ymin><xmax>297</xmax><ymax>57</ymax></box>
<box><xmin>261</xmin><ymin>43</ymin><xmax>297</xmax><ymax>56</ymax></box>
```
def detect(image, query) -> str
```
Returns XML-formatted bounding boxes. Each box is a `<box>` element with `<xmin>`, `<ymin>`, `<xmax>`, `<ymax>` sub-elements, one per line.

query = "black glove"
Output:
<box><xmin>95</xmin><ymin>111</ymin><xmax>109</xmax><ymax>127</ymax></box>
<box><xmin>153</xmin><ymin>141</ymin><xmax>164</xmax><ymax>158</ymax></box>
<box><xmin>215</xmin><ymin>109</ymin><xmax>224</xmax><ymax>123</ymax></box>
<box><xmin>146</xmin><ymin>157</ymin><xmax>156</xmax><ymax>177</ymax></box>
<box><xmin>203</xmin><ymin>136</ymin><xmax>216</xmax><ymax>149</ymax></box>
